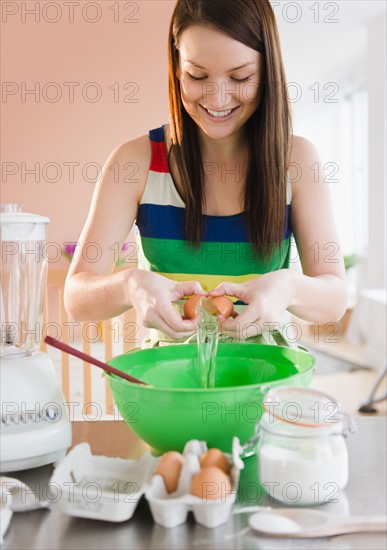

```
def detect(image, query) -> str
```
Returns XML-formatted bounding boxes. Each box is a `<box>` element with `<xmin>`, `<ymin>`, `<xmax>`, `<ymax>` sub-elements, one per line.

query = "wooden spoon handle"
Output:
<box><xmin>326</xmin><ymin>515</ymin><xmax>387</xmax><ymax>536</ymax></box>
<box><xmin>352</xmin><ymin>522</ymin><xmax>387</xmax><ymax>533</ymax></box>
<box><xmin>339</xmin><ymin>515</ymin><xmax>387</xmax><ymax>531</ymax></box>
<box><xmin>44</xmin><ymin>335</ymin><xmax>148</xmax><ymax>385</ymax></box>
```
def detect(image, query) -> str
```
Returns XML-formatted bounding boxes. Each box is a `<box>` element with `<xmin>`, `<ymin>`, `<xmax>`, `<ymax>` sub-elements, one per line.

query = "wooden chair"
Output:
<box><xmin>41</xmin><ymin>269</ymin><xmax>140</xmax><ymax>418</ymax></box>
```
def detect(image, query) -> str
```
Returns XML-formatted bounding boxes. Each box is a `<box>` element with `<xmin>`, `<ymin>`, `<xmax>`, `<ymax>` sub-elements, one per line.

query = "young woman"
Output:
<box><xmin>64</xmin><ymin>0</ymin><xmax>347</xmax><ymax>344</ymax></box>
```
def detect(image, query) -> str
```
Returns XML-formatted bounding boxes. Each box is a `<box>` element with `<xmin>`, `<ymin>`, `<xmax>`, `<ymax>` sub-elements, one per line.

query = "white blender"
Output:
<box><xmin>0</xmin><ymin>204</ymin><xmax>72</xmax><ymax>472</ymax></box>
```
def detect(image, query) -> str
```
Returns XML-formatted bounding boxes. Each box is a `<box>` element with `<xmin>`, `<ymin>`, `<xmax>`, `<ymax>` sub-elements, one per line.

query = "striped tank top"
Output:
<box><xmin>135</xmin><ymin>125</ymin><xmax>293</xmax><ymax>302</ymax></box>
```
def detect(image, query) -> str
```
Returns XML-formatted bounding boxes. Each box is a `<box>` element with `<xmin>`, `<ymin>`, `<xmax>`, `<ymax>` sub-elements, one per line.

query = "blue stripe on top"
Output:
<box><xmin>137</xmin><ymin>204</ymin><xmax>292</xmax><ymax>242</ymax></box>
<box><xmin>149</xmin><ymin>127</ymin><xmax>165</xmax><ymax>143</ymax></box>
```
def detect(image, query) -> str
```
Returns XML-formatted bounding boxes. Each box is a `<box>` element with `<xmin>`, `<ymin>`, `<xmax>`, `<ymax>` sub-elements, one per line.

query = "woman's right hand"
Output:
<box><xmin>127</xmin><ymin>269</ymin><xmax>207</xmax><ymax>340</ymax></box>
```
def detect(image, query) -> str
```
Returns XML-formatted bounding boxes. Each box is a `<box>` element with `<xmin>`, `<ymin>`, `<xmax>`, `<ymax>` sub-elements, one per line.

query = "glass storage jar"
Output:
<box><xmin>256</xmin><ymin>387</ymin><xmax>356</xmax><ymax>506</ymax></box>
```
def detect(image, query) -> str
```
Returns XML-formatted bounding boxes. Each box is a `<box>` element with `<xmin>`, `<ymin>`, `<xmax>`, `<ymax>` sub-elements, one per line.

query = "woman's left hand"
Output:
<box><xmin>208</xmin><ymin>269</ymin><xmax>296</xmax><ymax>340</ymax></box>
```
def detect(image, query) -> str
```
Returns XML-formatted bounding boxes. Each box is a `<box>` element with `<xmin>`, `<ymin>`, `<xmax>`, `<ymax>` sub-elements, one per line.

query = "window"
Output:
<box><xmin>293</xmin><ymin>89</ymin><xmax>369</xmax><ymax>258</ymax></box>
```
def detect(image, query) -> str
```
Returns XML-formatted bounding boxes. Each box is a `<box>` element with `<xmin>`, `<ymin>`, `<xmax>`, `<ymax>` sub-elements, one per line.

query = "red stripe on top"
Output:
<box><xmin>149</xmin><ymin>140</ymin><xmax>170</xmax><ymax>173</ymax></box>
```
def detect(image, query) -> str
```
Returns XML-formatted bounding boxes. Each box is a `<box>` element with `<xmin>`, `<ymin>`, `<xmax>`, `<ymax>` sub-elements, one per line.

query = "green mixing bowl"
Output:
<box><xmin>108</xmin><ymin>343</ymin><xmax>315</xmax><ymax>453</ymax></box>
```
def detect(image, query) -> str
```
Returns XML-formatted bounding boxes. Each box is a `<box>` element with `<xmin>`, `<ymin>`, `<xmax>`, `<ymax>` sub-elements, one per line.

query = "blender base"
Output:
<box><xmin>1</xmin><ymin>444</ymin><xmax>68</xmax><ymax>473</ymax></box>
<box><xmin>0</xmin><ymin>352</ymin><xmax>72</xmax><ymax>473</ymax></box>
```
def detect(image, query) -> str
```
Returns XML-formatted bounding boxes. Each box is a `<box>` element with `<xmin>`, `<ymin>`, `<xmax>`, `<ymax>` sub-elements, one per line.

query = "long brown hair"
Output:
<box><xmin>168</xmin><ymin>0</ymin><xmax>292</xmax><ymax>259</ymax></box>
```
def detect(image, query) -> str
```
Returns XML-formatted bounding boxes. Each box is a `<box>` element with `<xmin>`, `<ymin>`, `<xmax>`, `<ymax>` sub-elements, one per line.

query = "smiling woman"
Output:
<box><xmin>178</xmin><ymin>28</ymin><xmax>261</xmax><ymax>131</ymax></box>
<box><xmin>64</xmin><ymin>0</ymin><xmax>347</xmax><ymax>345</ymax></box>
<box><xmin>168</xmin><ymin>1</ymin><xmax>290</xmax><ymax>255</ymax></box>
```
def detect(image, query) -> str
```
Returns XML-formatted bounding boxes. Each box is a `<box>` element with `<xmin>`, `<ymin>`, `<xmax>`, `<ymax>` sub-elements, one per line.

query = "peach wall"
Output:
<box><xmin>2</xmin><ymin>1</ymin><xmax>385</xmax><ymax>286</ymax></box>
<box><xmin>2</xmin><ymin>0</ymin><xmax>176</xmax><ymax>267</ymax></box>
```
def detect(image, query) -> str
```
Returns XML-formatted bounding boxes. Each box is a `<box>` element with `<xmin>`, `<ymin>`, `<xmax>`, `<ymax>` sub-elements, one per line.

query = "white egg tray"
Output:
<box><xmin>147</xmin><ymin>438</ymin><xmax>243</xmax><ymax>528</ymax></box>
<box><xmin>50</xmin><ymin>438</ymin><xmax>243</xmax><ymax>527</ymax></box>
<box><xmin>50</xmin><ymin>443</ymin><xmax>157</xmax><ymax>523</ymax></box>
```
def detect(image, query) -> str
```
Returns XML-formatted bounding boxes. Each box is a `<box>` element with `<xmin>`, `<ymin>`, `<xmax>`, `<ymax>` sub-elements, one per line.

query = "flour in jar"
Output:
<box><xmin>259</xmin><ymin>436</ymin><xmax>348</xmax><ymax>505</ymax></box>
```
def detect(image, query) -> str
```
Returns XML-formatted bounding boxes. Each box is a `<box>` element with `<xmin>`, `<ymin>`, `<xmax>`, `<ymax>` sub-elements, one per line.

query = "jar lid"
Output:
<box><xmin>262</xmin><ymin>386</ymin><xmax>356</xmax><ymax>436</ymax></box>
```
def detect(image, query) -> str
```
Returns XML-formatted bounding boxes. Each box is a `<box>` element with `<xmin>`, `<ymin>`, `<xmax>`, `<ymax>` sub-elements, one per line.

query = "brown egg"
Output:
<box><xmin>191</xmin><ymin>466</ymin><xmax>232</xmax><ymax>500</ymax></box>
<box><xmin>199</xmin><ymin>448</ymin><xmax>230</xmax><ymax>475</ymax></box>
<box><xmin>183</xmin><ymin>295</ymin><xmax>202</xmax><ymax>319</ymax></box>
<box><xmin>154</xmin><ymin>451</ymin><xmax>185</xmax><ymax>494</ymax></box>
<box><xmin>184</xmin><ymin>295</ymin><xmax>234</xmax><ymax>319</ymax></box>
<box><xmin>212</xmin><ymin>296</ymin><xmax>234</xmax><ymax>318</ymax></box>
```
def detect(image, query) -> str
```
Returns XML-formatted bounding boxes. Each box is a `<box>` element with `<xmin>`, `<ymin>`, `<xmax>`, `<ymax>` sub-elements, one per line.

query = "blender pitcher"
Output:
<box><xmin>1</xmin><ymin>203</ymin><xmax>49</xmax><ymax>356</ymax></box>
<box><xmin>0</xmin><ymin>203</ymin><xmax>71</xmax><ymax>473</ymax></box>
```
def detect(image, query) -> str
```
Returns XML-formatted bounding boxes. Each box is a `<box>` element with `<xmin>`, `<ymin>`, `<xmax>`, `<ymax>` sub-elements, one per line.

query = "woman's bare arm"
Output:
<box><xmin>64</xmin><ymin>133</ymin><xmax>206</xmax><ymax>338</ymax></box>
<box><xmin>209</xmin><ymin>136</ymin><xmax>347</xmax><ymax>338</ymax></box>
<box><xmin>64</xmin><ymin>134</ymin><xmax>151</xmax><ymax>321</ymax></box>
<box><xmin>287</xmin><ymin>135</ymin><xmax>347</xmax><ymax>322</ymax></box>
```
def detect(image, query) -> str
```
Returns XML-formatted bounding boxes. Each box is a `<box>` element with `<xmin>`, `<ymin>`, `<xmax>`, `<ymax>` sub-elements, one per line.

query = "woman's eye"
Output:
<box><xmin>232</xmin><ymin>76</ymin><xmax>251</xmax><ymax>83</ymax></box>
<box><xmin>188</xmin><ymin>73</ymin><xmax>206</xmax><ymax>81</ymax></box>
<box><xmin>186</xmin><ymin>74</ymin><xmax>251</xmax><ymax>83</ymax></box>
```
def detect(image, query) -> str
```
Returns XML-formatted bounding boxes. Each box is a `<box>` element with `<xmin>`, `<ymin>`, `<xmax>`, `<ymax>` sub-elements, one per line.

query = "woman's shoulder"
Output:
<box><xmin>110</xmin><ymin>132</ymin><xmax>152</xmax><ymax>167</ymax></box>
<box><xmin>110</xmin><ymin>124</ymin><xmax>168</xmax><ymax>167</ymax></box>
<box><xmin>288</xmin><ymin>135</ymin><xmax>321</xmax><ymax>193</ymax></box>
<box><xmin>104</xmin><ymin>132</ymin><xmax>154</xmax><ymax>202</ymax></box>
<box><xmin>289</xmin><ymin>134</ymin><xmax>319</xmax><ymax>163</ymax></box>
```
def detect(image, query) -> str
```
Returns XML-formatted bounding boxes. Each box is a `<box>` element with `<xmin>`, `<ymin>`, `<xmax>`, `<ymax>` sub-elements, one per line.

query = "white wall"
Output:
<box><xmin>2</xmin><ymin>0</ymin><xmax>386</xmax><ymax>287</ymax></box>
<box><xmin>278</xmin><ymin>1</ymin><xmax>386</xmax><ymax>292</ymax></box>
<box><xmin>366</xmin><ymin>15</ymin><xmax>387</xmax><ymax>289</ymax></box>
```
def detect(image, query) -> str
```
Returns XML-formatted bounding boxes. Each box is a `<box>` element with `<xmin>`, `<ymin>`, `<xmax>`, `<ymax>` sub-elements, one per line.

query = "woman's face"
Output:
<box><xmin>177</xmin><ymin>25</ymin><xmax>262</xmax><ymax>143</ymax></box>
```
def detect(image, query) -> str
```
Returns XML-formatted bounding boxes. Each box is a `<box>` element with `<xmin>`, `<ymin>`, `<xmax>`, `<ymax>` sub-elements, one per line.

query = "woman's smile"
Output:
<box><xmin>199</xmin><ymin>104</ymin><xmax>240</xmax><ymax>121</ymax></box>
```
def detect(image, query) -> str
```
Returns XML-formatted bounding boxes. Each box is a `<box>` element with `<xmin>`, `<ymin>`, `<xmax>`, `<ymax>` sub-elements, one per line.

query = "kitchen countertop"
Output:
<box><xmin>2</xmin><ymin>416</ymin><xmax>386</xmax><ymax>550</ymax></box>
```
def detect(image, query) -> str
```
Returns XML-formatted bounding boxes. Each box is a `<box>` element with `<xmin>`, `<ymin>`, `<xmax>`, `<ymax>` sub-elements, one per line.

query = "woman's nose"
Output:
<box><xmin>201</xmin><ymin>80</ymin><xmax>235</xmax><ymax>108</ymax></box>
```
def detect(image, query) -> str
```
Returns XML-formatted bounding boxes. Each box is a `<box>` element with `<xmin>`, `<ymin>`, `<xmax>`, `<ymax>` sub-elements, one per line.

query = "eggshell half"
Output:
<box><xmin>183</xmin><ymin>295</ymin><xmax>234</xmax><ymax>319</ymax></box>
<box><xmin>183</xmin><ymin>295</ymin><xmax>202</xmax><ymax>319</ymax></box>
<box><xmin>212</xmin><ymin>296</ymin><xmax>234</xmax><ymax>318</ymax></box>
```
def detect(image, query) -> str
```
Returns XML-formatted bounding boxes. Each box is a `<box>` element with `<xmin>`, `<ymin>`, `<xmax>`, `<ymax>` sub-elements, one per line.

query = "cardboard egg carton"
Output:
<box><xmin>50</xmin><ymin>438</ymin><xmax>243</xmax><ymax>527</ymax></box>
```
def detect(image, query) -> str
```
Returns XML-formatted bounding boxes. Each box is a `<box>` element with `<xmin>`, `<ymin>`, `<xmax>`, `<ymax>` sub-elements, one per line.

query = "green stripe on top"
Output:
<box><xmin>137</xmin><ymin>235</ymin><xmax>292</xmax><ymax>276</ymax></box>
